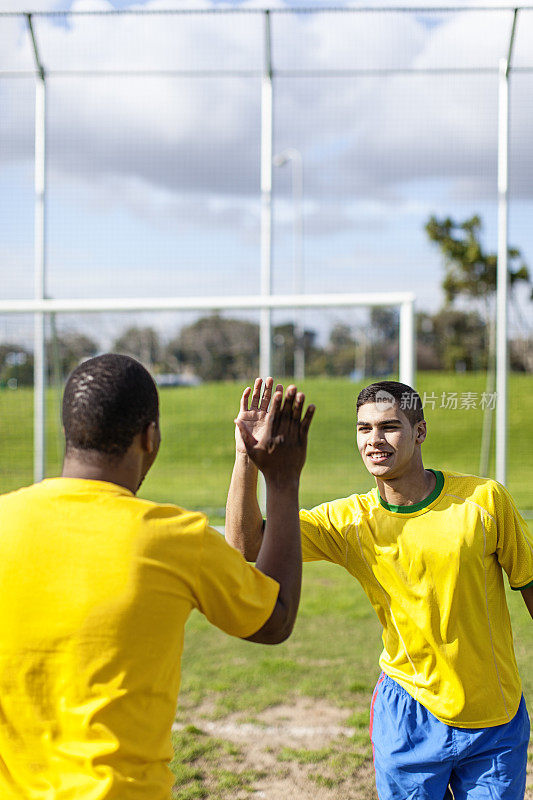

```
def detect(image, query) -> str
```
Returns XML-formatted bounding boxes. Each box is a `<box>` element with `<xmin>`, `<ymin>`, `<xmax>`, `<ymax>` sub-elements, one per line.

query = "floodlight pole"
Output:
<box><xmin>27</xmin><ymin>14</ymin><xmax>47</xmax><ymax>484</ymax></box>
<box><xmin>273</xmin><ymin>148</ymin><xmax>305</xmax><ymax>380</ymax></box>
<box><xmin>260</xmin><ymin>10</ymin><xmax>273</xmax><ymax>379</ymax></box>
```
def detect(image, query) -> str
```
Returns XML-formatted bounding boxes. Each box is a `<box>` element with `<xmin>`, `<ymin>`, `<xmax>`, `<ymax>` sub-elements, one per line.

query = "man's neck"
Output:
<box><xmin>376</xmin><ymin>468</ymin><xmax>436</xmax><ymax>508</ymax></box>
<box><xmin>61</xmin><ymin>456</ymin><xmax>139</xmax><ymax>495</ymax></box>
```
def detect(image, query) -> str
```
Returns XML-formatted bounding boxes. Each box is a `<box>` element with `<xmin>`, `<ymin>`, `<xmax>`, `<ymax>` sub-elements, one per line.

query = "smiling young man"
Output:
<box><xmin>226</xmin><ymin>378</ymin><xmax>533</xmax><ymax>800</ymax></box>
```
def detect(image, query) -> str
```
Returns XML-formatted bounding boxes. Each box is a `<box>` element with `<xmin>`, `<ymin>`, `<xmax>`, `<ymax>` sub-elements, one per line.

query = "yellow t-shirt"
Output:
<box><xmin>300</xmin><ymin>470</ymin><xmax>533</xmax><ymax>728</ymax></box>
<box><xmin>0</xmin><ymin>478</ymin><xmax>279</xmax><ymax>800</ymax></box>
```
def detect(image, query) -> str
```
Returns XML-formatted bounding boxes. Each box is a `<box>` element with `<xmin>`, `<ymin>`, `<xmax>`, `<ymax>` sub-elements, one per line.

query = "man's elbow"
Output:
<box><xmin>257</xmin><ymin>618</ymin><xmax>295</xmax><ymax>645</ymax></box>
<box><xmin>244</xmin><ymin>543</ymin><xmax>262</xmax><ymax>562</ymax></box>
<box><xmin>244</xmin><ymin>600</ymin><xmax>297</xmax><ymax>644</ymax></box>
<box><xmin>520</xmin><ymin>584</ymin><xmax>533</xmax><ymax>619</ymax></box>
<box><xmin>226</xmin><ymin>539</ymin><xmax>261</xmax><ymax>563</ymax></box>
<box><xmin>224</xmin><ymin>532</ymin><xmax>261</xmax><ymax>562</ymax></box>
<box><xmin>245</xmin><ymin>623</ymin><xmax>294</xmax><ymax>646</ymax></box>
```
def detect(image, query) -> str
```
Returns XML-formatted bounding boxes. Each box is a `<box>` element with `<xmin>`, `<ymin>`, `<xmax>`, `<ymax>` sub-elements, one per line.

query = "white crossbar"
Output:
<box><xmin>0</xmin><ymin>292</ymin><xmax>414</xmax><ymax>314</ymax></box>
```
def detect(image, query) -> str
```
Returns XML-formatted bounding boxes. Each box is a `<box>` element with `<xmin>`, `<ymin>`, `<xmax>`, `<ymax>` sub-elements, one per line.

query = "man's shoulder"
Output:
<box><xmin>0</xmin><ymin>479</ymin><xmax>209</xmax><ymax>536</ymax></box>
<box><xmin>302</xmin><ymin>487</ymin><xmax>379</xmax><ymax>524</ymax></box>
<box><xmin>0</xmin><ymin>481</ymin><xmax>42</xmax><ymax>508</ymax></box>
<box><xmin>133</xmin><ymin>496</ymin><xmax>210</xmax><ymax>536</ymax></box>
<box><xmin>442</xmin><ymin>470</ymin><xmax>506</xmax><ymax>511</ymax></box>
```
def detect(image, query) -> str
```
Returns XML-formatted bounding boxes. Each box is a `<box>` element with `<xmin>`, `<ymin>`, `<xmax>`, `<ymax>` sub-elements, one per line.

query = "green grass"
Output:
<box><xmin>2</xmin><ymin>374</ymin><xmax>532</xmax><ymax>797</ymax></box>
<box><xmin>170</xmin><ymin>726</ymin><xmax>264</xmax><ymax>799</ymax></box>
<box><xmin>278</xmin><ymin>742</ymin><xmax>371</xmax><ymax>789</ymax></box>
<box><xmin>177</xmin><ymin>561</ymin><xmax>533</xmax><ymax>716</ymax></box>
<box><xmin>2</xmin><ymin>373</ymin><xmax>533</xmax><ymax>523</ymax></box>
<box><xmin>173</xmin><ymin>562</ymin><xmax>533</xmax><ymax>797</ymax></box>
<box><xmin>278</xmin><ymin>747</ymin><xmax>332</xmax><ymax>764</ymax></box>
<box><xmin>177</xmin><ymin>563</ymin><xmax>380</xmax><ymax>718</ymax></box>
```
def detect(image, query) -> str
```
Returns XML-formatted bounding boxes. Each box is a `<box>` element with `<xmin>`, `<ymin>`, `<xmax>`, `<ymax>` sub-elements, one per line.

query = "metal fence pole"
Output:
<box><xmin>260</xmin><ymin>10</ymin><xmax>273</xmax><ymax>381</ymax></box>
<box><xmin>399</xmin><ymin>299</ymin><xmax>415</xmax><ymax>389</ymax></box>
<box><xmin>290</xmin><ymin>149</ymin><xmax>304</xmax><ymax>381</ymax></box>
<box><xmin>27</xmin><ymin>14</ymin><xmax>47</xmax><ymax>484</ymax></box>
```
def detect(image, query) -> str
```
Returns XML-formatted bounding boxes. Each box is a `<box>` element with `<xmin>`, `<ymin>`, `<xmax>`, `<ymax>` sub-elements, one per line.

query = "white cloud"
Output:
<box><xmin>1</xmin><ymin>2</ymin><xmax>532</xmax><ymax>220</ymax></box>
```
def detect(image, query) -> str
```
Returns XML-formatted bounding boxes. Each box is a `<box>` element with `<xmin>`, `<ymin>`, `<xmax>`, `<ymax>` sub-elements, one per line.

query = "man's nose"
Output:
<box><xmin>368</xmin><ymin>427</ymin><xmax>385</xmax><ymax>446</ymax></box>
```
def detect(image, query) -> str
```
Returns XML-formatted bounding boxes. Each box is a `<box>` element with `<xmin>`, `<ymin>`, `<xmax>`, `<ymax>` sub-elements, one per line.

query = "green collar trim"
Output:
<box><xmin>511</xmin><ymin>579</ymin><xmax>533</xmax><ymax>591</ymax></box>
<box><xmin>378</xmin><ymin>470</ymin><xmax>444</xmax><ymax>514</ymax></box>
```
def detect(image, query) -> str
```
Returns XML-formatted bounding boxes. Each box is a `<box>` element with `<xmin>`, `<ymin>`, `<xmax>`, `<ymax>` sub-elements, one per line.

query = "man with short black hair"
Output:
<box><xmin>0</xmin><ymin>355</ymin><xmax>314</xmax><ymax>799</ymax></box>
<box><xmin>62</xmin><ymin>352</ymin><xmax>161</xmax><ymax>459</ymax></box>
<box><xmin>226</xmin><ymin>377</ymin><xmax>533</xmax><ymax>800</ymax></box>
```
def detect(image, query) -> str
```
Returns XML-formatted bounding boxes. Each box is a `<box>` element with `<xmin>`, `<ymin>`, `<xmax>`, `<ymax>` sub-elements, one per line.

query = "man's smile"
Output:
<box><xmin>367</xmin><ymin>451</ymin><xmax>392</xmax><ymax>463</ymax></box>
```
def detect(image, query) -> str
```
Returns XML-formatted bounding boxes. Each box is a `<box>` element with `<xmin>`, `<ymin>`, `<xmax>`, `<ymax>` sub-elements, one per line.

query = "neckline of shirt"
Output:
<box><xmin>377</xmin><ymin>469</ymin><xmax>444</xmax><ymax>515</ymax></box>
<box><xmin>39</xmin><ymin>477</ymin><xmax>134</xmax><ymax>496</ymax></box>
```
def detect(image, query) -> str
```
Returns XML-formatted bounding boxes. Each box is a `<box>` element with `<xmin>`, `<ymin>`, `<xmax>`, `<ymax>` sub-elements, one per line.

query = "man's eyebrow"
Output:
<box><xmin>356</xmin><ymin>418</ymin><xmax>403</xmax><ymax>426</ymax></box>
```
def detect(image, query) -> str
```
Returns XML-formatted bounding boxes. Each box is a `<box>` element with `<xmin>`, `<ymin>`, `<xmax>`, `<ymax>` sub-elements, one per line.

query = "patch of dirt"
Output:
<box><xmin>249</xmin><ymin>759</ymin><xmax>377</xmax><ymax>800</ymax></box>
<box><xmin>175</xmin><ymin>697</ymin><xmax>376</xmax><ymax>800</ymax></box>
<box><xmin>181</xmin><ymin>697</ymin><xmax>355</xmax><ymax>744</ymax></box>
<box><xmin>175</xmin><ymin>698</ymin><xmax>533</xmax><ymax>800</ymax></box>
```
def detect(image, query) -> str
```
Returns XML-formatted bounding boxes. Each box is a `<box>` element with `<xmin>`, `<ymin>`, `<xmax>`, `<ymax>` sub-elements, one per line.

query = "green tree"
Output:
<box><xmin>166</xmin><ymin>315</ymin><xmax>259</xmax><ymax>382</ymax></box>
<box><xmin>47</xmin><ymin>331</ymin><xmax>99</xmax><ymax>380</ymax></box>
<box><xmin>303</xmin><ymin>323</ymin><xmax>361</xmax><ymax>378</ymax></box>
<box><xmin>367</xmin><ymin>308</ymin><xmax>399</xmax><ymax>376</ymax></box>
<box><xmin>272</xmin><ymin>324</ymin><xmax>295</xmax><ymax>377</ymax></box>
<box><xmin>425</xmin><ymin>214</ymin><xmax>531</xmax><ymax>373</ymax></box>
<box><xmin>415</xmin><ymin>312</ymin><xmax>443</xmax><ymax>371</ymax></box>
<box><xmin>431</xmin><ymin>309</ymin><xmax>487</xmax><ymax>371</ymax></box>
<box><xmin>273</xmin><ymin>323</ymin><xmax>321</xmax><ymax>377</ymax></box>
<box><xmin>324</xmin><ymin>323</ymin><xmax>357</xmax><ymax>376</ymax></box>
<box><xmin>425</xmin><ymin>215</ymin><xmax>530</xmax><ymax>305</ymax></box>
<box><xmin>370</xmin><ymin>307</ymin><xmax>399</xmax><ymax>342</ymax></box>
<box><xmin>113</xmin><ymin>327</ymin><xmax>161</xmax><ymax>368</ymax></box>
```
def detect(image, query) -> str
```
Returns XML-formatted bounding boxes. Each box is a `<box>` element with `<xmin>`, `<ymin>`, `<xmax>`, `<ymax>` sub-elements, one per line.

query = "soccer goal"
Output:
<box><xmin>0</xmin><ymin>292</ymin><xmax>415</xmax><ymax>488</ymax></box>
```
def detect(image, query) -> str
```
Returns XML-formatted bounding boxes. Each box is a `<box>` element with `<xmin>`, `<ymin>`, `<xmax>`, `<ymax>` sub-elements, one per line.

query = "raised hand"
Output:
<box><xmin>236</xmin><ymin>383</ymin><xmax>315</xmax><ymax>481</ymax></box>
<box><xmin>234</xmin><ymin>377</ymin><xmax>284</xmax><ymax>455</ymax></box>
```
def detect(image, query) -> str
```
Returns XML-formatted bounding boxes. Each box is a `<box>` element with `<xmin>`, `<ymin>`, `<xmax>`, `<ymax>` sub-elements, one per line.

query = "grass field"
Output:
<box><xmin>1</xmin><ymin>373</ymin><xmax>532</xmax><ymax>798</ymax></box>
<box><xmin>171</xmin><ymin>562</ymin><xmax>533</xmax><ymax>799</ymax></box>
<box><xmin>2</xmin><ymin>372</ymin><xmax>532</xmax><ymax>521</ymax></box>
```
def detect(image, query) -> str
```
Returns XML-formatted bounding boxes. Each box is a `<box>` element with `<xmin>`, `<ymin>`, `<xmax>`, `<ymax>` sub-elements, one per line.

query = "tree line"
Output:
<box><xmin>1</xmin><ymin>305</ymin><xmax>530</xmax><ymax>389</ymax></box>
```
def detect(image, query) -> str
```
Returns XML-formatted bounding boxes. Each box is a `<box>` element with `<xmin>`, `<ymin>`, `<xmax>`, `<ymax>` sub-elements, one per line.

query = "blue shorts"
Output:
<box><xmin>369</xmin><ymin>672</ymin><xmax>530</xmax><ymax>800</ymax></box>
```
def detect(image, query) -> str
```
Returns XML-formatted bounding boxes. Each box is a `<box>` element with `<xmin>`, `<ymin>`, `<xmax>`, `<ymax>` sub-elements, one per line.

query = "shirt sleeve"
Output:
<box><xmin>299</xmin><ymin>502</ymin><xmax>348</xmax><ymax>565</ymax></box>
<box><xmin>492</xmin><ymin>483</ymin><xmax>533</xmax><ymax>590</ymax></box>
<box><xmin>194</xmin><ymin>525</ymin><xmax>280</xmax><ymax>638</ymax></box>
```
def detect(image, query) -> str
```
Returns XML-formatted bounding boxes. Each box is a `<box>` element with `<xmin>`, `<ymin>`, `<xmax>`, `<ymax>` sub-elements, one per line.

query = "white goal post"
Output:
<box><xmin>0</xmin><ymin>291</ymin><xmax>416</xmax><ymax>483</ymax></box>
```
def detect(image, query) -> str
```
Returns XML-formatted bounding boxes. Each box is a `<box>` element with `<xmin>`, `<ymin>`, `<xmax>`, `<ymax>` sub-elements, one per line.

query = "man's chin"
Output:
<box><xmin>365</xmin><ymin>459</ymin><xmax>394</xmax><ymax>477</ymax></box>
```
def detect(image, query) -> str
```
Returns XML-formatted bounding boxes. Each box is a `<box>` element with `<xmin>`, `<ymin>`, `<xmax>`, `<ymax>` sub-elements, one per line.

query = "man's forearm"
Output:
<box><xmin>225</xmin><ymin>452</ymin><xmax>264</xmax><ymax>560</ymax></box>
<box><xmin>252</xmin><ymin>476</ymin><xmax>301</xmax><ymax>641</ymax></box>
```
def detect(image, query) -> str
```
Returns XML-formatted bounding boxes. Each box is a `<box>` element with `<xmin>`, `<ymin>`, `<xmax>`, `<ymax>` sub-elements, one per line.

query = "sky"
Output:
<box><xmin>1</xmin><ymin>0</ymin><xmax>532</xmax><ymax>349</ymax></box>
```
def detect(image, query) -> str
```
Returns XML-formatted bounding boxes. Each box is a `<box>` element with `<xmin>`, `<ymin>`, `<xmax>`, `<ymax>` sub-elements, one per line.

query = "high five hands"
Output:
<box><xmin>235</xmin><ymin>377</ymin><xmax>315</xmax><ymax>481</ymax></box>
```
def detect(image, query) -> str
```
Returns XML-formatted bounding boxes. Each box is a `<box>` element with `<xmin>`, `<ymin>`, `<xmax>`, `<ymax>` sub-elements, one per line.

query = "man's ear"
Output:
<box><xmin>415</xmin><ymin>420</ymin><xmax>427</xmax><ymax>444</ymax></box>
<box><xmin>141</xmin><ymin>421</ymin><xmax>159</xmax><ymax>454</ymax></box>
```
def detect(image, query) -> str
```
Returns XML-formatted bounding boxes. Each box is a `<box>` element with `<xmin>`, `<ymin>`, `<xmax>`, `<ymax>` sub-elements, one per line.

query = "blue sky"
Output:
<box><xmin>1</xmin><ymin>0</ymin><xmax>532</xmax><ymax>348</ymax></box>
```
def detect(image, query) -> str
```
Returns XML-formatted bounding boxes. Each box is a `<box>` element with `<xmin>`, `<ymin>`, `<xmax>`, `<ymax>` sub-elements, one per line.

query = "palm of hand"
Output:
<box><xmin>235</xmin><ymin>378</ymin><xmax>281</xmax><ymax>454</ymax></box>
<box><xmin>235</xmin><ymin>408</ymin><xmax>270</xmax><ymax>452</ymax></box>
<box><xmin>235</xmin><ymin>378</ymin><xmax>315</xmax><ymax>479</ymax></box>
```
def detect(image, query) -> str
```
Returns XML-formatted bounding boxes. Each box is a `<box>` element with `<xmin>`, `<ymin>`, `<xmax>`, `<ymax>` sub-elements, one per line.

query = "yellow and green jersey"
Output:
<box><xmin>300</xmin><ymin>470</ymin><xmax>533</xmax><ymax>728</ymax></box>
<box><xmin>0</xmin><ymin>478</ymin><xmax>279</xmax><ymax>799</ymax></box>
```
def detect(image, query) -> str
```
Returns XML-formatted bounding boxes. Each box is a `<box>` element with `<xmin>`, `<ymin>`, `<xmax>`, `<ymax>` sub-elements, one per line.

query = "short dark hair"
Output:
<box><xmin>63</xmin><ymin>354</ymin><xmax>159</xmax><ymax>457</ymax></box>
<box><xmin>356</xmin><ymin>381</ymin><xmax>424</xmax><ymax>426</ymax></box>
